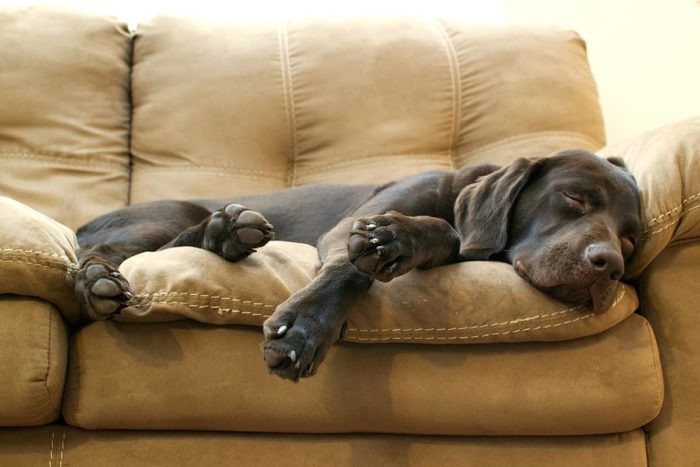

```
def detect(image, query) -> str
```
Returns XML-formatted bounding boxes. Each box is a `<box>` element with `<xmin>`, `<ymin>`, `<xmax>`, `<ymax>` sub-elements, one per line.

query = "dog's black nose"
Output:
<box><xmin>586</xmin><ymin>243</ymin><xmax>624</xmax><ymax>281</ymax></box>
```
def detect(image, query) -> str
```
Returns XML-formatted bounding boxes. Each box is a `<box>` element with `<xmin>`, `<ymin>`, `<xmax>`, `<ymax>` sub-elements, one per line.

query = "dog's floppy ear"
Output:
<box><xmin>454</xmin><ymin>157</ymin><xmax>541</xmax><ymax>260</ymax></box>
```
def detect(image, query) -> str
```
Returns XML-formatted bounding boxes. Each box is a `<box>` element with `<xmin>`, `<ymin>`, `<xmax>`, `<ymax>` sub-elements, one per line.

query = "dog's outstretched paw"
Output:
<box><xmin>75</xmin><ymin>262</ymin><xmax>133</xmax><ymax>320</ymax></box>
<box><xmin>202</xmin><ymin>204</ymin><xmax>274</xmax><ymax>261</ymax></box>
<box><xmin>348</xmin><ymin>211</ymin><xmax>414</xmax><ymax>282</ymax></box>
<box><xmin>260</xmin><ymin>301</ymin><xmax>345</xmax><ymax>382</ymax></box>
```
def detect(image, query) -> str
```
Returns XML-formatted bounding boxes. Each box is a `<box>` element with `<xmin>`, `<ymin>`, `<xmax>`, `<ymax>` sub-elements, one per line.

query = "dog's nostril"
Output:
<box><xmin>586</xmin><ymin>244</ymin><xmax>624</xmax><ymax>281</ymax></box>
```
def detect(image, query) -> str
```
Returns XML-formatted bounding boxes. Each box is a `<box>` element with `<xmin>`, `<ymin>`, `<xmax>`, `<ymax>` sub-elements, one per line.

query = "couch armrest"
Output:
<box><xmin>638</xmin><ymin>242</ymin><xmax>700</xmax><ymax>466</ymax></box>
<box><xmin>601</xmin><ymin>117</ymin><xmax>700</xmax><ymax>277</ymax></box>
<box><xmin>0</xmin><ymin>196</ymin><xmax>81</xmax><ymax>324</ymax></box>
<box><xmin>0</xmin><ymin>296</ymin><xmax>68</xmax><ymax>426</ymax></box>
<box><xmin>602</xmin><ymin>118</ymin><xmax>700</xmax><ymax>466</ymax></box>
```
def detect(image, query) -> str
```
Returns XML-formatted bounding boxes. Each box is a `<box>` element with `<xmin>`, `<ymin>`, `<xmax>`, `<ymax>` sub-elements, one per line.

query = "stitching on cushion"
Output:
<box><xmin>348</xmin><ymin>302</ymin><xmax>585</xmax><ymax>333</ymax></box>
<box><xmin>435</xmin><ymin>19</ymin><xmax>460</xmax><ymax>171</ymax></box>
<box><xmin>0</xmin><ymin>248</ymin><xmax>76</xmax><ymax>273</ymax></box>
<box><xmin>346</xmin><ymin>313</ymin><xmax>593</xmax><ymax>341</ymax></box>
<box><xmin>45</xmin><ymin>308</ymin><xmax>53</xmax><ymax>413</ymax></box>
<box><xmin>134</xmin><ymin>299</ymin><xmax>273</xmax><ymax>318</ymax></box>
<box><xmin>60</xmin><ymin>431</ymin><xmax>66</xmax><ymax>466</ymax></box>
<box><xmin>0</xmin><ymin>152</ymin><xmax>127</xmax><ymax>170</ymax></box>
<box><xmin>456</xmin><ymin>131</ymin><xmax>603</xmax><ymax>164</ymax></box>
<box><xmin>131</xmin><ymin>291</ymin><xmax>275</xmax><ymax>317</ymax></box>
<box><xmin>278</xmin><ymin>21</ymin><xmax>299</xmax><ymax>187</ymax></box>
<box><xmin>295</xmin><ymin>153</ymin><xmax>451</xmax><ymax>177</ymax></box>
<box><xmin>133</xmin><ymin>291</ymin><xmax>276</xmax><ymax>308</ymax></box>
<box><xmin>645</xmin><ymin>202</ymin><xmax>700</xmax><ymax>238</ymax></box>
<box><xmin>0</xmin><ymin>248</ymin><xmax>72</xmax><ymax>262</ymax></box>
<box><xmin>129</xmin><ymin>288</ymin><xmax>625</xmax><ymax>341</ymax></box>
<box><xmin>645</xmin><ymin>191</ymin><xmax>700</xmax><ymax>226</ymax></box>
<box><xmin>349</xmin><ymin>288</ymin><xmax>625</xmax><ymax>333</ymax></box>
<box><xmin>134</xmin><ymin>165</ymin><xmax>285</xmax><ymax>179</ymax></box>
<box><xmin>133</xmin><ymin>170</ymin><xmax>283</xmax><ymax>182</ymax></box>
<box><xmin>0</xmin><ymin>258</ymin><xmax>70</xmax><ymax>271</ymax></box>
<box><xmin>50</xmin><ymin>431</ymin><xmax>55</xmax><ymax>467</ymax></box>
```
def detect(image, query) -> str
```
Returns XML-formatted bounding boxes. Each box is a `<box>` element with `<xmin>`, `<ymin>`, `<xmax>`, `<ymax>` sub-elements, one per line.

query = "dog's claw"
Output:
<box><xmin>277</xmin><ymin>325</ymin><xmax>288</xmax><ymax>336</ymax></box>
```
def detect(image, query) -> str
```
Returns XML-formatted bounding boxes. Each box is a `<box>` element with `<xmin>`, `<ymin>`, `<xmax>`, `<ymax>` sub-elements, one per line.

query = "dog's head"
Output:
<box><xmin>454</xmin><ymin>149</ymin><xmax>642</xmax><ymax>313</ymax></box>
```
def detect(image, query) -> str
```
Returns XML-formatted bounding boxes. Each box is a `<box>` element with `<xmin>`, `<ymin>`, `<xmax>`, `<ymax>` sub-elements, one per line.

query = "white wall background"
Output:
<box><xmin>2</xmin><ymin>0</ymin><xmax>699</xmax><ymax>144</ymax></box>
<box><xmin>503</xmin><ymin>0</ymin><xmax>700</xmax><ymax>144</ymax></box>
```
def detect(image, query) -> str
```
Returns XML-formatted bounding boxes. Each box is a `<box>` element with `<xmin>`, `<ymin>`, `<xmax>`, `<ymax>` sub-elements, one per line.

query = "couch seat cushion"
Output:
<box><xmin>0</xmin><ymin>296</ymin><xmax>68</xmax><ymax>426</ymax></box>
<box><xmin>63</xmin><ymin>314</ymin><xmax>662</xmax><ymax>435</ymax></box>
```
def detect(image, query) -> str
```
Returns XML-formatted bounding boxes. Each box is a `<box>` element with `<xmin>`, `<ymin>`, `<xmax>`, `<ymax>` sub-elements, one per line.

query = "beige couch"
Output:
<box><xmin>1</xmin><ymin>8</ymin><xmax>699</xmax><ymax>466</ymax></box>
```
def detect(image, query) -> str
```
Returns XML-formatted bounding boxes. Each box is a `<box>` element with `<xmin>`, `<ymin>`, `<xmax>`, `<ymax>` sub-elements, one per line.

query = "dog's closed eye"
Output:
<box><xmin>562</xmin><ymin>192</ymin><xmax>586</xmax><ymax>213</ymax></box>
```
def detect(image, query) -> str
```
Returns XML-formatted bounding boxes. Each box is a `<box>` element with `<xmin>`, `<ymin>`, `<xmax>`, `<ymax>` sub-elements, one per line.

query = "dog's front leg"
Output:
<box><xmin>348</xmin><ymin>211</ymin><xmax>461</xmax><ymax>282</ymax></box>
<box><xmin>262</xmin><ymin>218</ymin><xmax>372</xmax><ymax>381</ymax></box>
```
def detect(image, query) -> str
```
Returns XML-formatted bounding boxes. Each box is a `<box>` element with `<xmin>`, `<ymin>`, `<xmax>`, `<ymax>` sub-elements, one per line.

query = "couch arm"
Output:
<box><xmin>0</xmin><ymin>297</ymin><xmax>68</xmax><ymax>426</ymax></box>
<box><xmin>0</xmin><ymin>196</ymin><xmax>81</xmax><ymax>324</ymax></box>
<box><xmin>638</xmin><ymin>242</ymin><xmax>700</xmax><ymax>466</ymax></box>
<box><xmin>601</xmin><ymin>117</ymin><xmax>700</xmax><ymax>277</ymax></box>
<box><xmin>602</xmin><ymin>118</ymin><xmax>700</xmax><ymax>466</ymax></box>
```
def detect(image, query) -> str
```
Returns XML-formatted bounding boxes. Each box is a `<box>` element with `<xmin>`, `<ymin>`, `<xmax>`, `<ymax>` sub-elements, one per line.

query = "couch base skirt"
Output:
<box><xmin>0</xmin><ymin>426</ymin><xmax>647</xmax><ymax>467</ymax></box>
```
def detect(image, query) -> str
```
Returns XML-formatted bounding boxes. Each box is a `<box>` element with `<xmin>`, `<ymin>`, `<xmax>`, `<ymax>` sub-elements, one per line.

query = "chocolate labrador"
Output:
<box><xmin>74</xmin><ymin>149</ymin><xmax>642</xmax><ymax>381</ymax></box>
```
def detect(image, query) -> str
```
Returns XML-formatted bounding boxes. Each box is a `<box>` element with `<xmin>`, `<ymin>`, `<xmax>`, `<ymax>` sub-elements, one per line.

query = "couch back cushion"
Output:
<box><xmin>0</xmin><ymin>8</ymin><xmax>131</xmax><ymax>229</ymax></box>
<box><xmin>130</xmin><ymin>17</ymin><xmax>605</xmax><ymax>203</ymax></box>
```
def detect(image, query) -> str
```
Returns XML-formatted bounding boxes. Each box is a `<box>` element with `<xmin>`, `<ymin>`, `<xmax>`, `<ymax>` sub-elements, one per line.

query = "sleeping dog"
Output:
<box><xmin>74</xmin><ymin>149</ymin><xmax>642</xmax><ymax>381</ymax></box>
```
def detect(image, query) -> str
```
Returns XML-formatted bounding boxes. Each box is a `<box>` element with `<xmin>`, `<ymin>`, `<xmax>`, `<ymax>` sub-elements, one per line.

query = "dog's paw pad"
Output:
<box><xmin>91</xmin><ymin>277</ymin><xmax>121</xmax><ymax>297</ymax></box>
<box><xmin>92</xmin><ymin>299</ymin><xmax>121</xmax><ymax>315</ymax></box>
<box><xmin>236</xmin><ymin>227</ymin><xmax>265</xmax><ymax>245</ymax></box>
<box><xmin>205</xmin><ymin>213</ymin><xmax>226</xmax><ymax>239</ymax></box>
<box><xmin>203</xmin><ymin>205</ymin><xmax>274</xmax><ymax>261</ymax></box>
<box><xmin>76</xmin><ymin>262</ymin><xmax>133</xmax><ymax>321</ymax></box>
<box><xmin>224</xmin><ymin>204</ymin><xmax>247</xmax><ymax>217</ymax></box>
<box><xmin>237</xmin><ymin>210</ymin><xmax>268</xmax><ymax>226</ymax></box>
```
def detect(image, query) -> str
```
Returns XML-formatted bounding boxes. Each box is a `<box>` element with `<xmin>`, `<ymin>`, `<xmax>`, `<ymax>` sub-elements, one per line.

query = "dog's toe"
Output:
<box><xmin>203</xmin><ymin>205</ymin><xmax>274</xmax><ymax>261</ymax></box>
<box><xmin>76</xmin><ymin>262</ymin><xmax>133</xmax><ymax>320</ymax></box>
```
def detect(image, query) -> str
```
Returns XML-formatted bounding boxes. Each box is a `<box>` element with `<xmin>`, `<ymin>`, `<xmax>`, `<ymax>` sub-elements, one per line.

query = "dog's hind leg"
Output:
<box><xmin>75</xmin><ymin>223</ymin><xmax>191</xmax><ymax>321</ymax></box>
<box><xmin>74</xmin><ymin>201</ymin><xmax>273</xmax><ymax>321</ymax></box>
<box><xmin>75</xmin><ymin>201</ymin><xmax>214</xmax><ymax>321</ymax></box>
<box><xmin>160</xmin><ymin>203</ymin><xmax>274</xmax><ymax>262</ymax></box>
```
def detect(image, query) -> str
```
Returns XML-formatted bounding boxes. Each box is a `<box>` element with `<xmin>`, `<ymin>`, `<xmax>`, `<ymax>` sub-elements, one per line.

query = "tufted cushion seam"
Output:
<box><xmin>0</xmin><ymin>151</ymin><xmax>127</xmax><ymax>170</ymax></box>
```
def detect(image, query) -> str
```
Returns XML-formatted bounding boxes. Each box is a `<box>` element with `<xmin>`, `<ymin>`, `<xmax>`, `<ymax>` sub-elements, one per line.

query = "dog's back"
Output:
<box><xmin>193</xmin><ymin>183</ymin><xmax>379</xmax><ymax>245</ymax></box>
